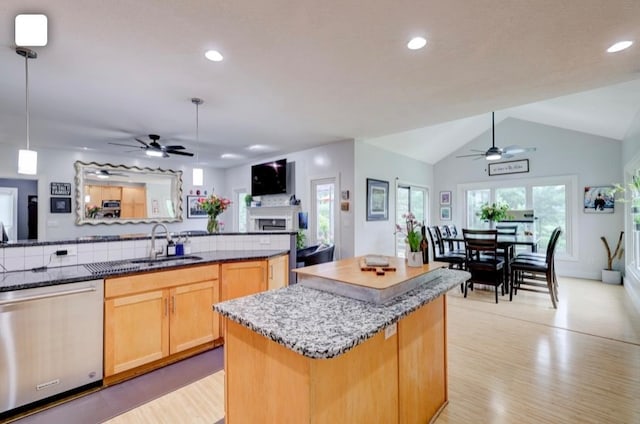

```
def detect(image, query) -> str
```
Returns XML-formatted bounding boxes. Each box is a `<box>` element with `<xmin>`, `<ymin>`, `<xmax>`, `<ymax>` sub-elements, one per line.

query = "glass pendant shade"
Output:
<box><xmin>193</xmin><ymin>168</ymin><xmax>204</xmax><ymax>186</ymax></box>
<box><xmin>18</xmin><ymin>149</ymin><xmax>38</xmax><ymax>175</ymax></box>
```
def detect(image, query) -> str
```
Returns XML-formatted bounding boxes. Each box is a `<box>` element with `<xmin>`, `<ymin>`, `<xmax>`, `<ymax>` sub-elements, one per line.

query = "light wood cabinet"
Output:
<box><xmin>104</xmin><ymin>264</ymin><xmax>219</xmax><ymax>380</ymax></box>
<box><xmin>104</xmin><ymin>289</ymin><xmax>168</xmax><ymax>376</ymax></box>
<box><xmin>221</xmin><ymin>260</ymin><xmax>267</xmax><ymax>301</ymax></box>
<box><xmin>267</xmin><ymin>254</ymin><xmax>289</xmax><ymax>290</ymax></box>
<box><xmin>120</xmin><ymin>186</ymin><xmax>147</xmax><ymax>219</ymax></box>
<box><xmin>224</xmin><ymin>294</ymin><xmax>447</xmax><ymax>424</ymax></box>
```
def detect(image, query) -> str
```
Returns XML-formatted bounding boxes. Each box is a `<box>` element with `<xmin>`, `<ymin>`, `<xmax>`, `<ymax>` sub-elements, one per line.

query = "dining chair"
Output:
<box><xmin>427</xmin><ymin>226</ymin><xmax>466</xmax><ymax>292</ymax></box>
<box><xmin>462</xmin><ymin>229</ymin><xmax>505</xmax><ymax>303</ymax></box>
<box><xmin>445</xmin><ymin>224</ymin><xmax>464</xmax><ymax>251</ymax></box>
<box><xmin>509</xmin><ymin>227</ymin><xmax>562</xmax><ymax>308</ymax></box>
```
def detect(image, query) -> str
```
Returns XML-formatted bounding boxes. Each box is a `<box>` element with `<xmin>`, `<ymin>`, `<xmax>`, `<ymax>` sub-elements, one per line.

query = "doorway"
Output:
<box><xmin>0</xmin><ymin>178</ymin><xmax>38</xmax><ymax>240</ymax></box>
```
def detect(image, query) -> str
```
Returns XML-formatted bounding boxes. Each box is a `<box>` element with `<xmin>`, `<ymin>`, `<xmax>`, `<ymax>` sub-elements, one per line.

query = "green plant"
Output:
<box><xmin>296</xmin><ymin>230</ymin><xmax>306</xmax><ymax>249</ymax></box>
<box><xmin>395</xmin><ymin>212</ymin><xmax>422</xmax><ymax>252</ymax></box>
<box><xmin>244</xmin><ymin>194</ymin><xmax>253</xmax><ymax>206</ymax></box>
<box><xmin>634</xmin><ymin>215</ymin><xmax>640</xmax><ymax>225</ymax></box>
<box><xmin>198</xmin><ymin>194</ymin><xmax>231</xmax><ymax>218</ymax></box>
<box><xmin>600</xmin><ymin>231</ymin><xmax>624</xmax><ymax>270</ymax></box>
<box><xmin>478</xmin><ymin>202</ymin><xmax>511</xmax><ymax>222</ymax></box>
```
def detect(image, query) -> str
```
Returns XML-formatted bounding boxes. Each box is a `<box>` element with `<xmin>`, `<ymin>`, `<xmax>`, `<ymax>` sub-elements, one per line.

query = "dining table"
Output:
<box><xmin>441</xmin><ymin>232</ymin><xmax>539</xmax><ymax>294</ymax></box>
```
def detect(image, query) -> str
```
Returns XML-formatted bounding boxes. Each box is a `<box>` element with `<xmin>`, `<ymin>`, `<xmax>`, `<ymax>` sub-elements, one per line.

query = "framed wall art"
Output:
<box><xmin>186</xmin><ymin>195</ymin><xmax>207</xmax><ymax>218</ymax></box>
<box><xmin>440</xmin><ymin>191</ymin><xmax>451</xmax><ymax>205</ymax></box>
<box><xmin>584</xmin><ymin>186</ymin><xmax>615</xmax><ymax>214</ymax></box>
<box><xmin>366</xmin><ymin>178</ymin><xmax>389</xmax><ymax>221</ymax></box>
<box><xmin>440</xmin><ymin>206</ymin><xmax>451</xmax><ymax>221</ymax></box>
<box><xmin>50</xmin><ymin>197</ymin><xmax>71</xmax><ymax>214</ymax></box>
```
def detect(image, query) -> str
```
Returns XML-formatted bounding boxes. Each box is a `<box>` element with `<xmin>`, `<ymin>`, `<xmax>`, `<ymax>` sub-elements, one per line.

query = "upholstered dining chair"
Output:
<box><xmin>509</xmin><ymin>227</ymin><xmax>562</xmax><ymax>308</ymax></box>
<box><xmin>462</xmin><ymin>229</ymin><xmax>505</xmax><ymax>303</ymax></box>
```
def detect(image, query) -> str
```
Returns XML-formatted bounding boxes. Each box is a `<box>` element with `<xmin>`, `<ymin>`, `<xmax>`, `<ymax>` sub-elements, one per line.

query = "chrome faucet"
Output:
<box><xmin>150</xmin><ymin>223</ymin><xmax>171</xmax><ymax>259</ymax></box>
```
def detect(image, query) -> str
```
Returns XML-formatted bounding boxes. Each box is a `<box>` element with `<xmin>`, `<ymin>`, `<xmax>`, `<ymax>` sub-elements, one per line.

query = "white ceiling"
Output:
<box><xmin>1</xmin><ymin>1</ymin><xmax>639</xmax><ymax>168</ymax></box>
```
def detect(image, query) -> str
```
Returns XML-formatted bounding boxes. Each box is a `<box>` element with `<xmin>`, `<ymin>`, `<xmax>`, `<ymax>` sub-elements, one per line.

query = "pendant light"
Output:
<box><xmin>16</xmin><ymin>47</ymin><xmax>38</xmax><ymax>175</ymax></box>
<box><xmin>191</xmin><ymin>98</ymin><xmax>204</xmax><ymax>186</ymax></box>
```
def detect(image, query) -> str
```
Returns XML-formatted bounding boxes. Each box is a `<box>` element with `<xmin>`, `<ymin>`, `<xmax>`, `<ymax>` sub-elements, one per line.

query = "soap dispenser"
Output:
<box><xmin>166</xmin><ymin>239</ymin><xmax>176</xmax><ymax>256</ymax></box>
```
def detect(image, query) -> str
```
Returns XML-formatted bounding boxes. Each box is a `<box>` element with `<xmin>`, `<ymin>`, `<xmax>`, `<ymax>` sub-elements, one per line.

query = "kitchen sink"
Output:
<box><xmin>129</xmin><ymin>255</ymin><xmax>203</xmax><ymax>265</ymax></box>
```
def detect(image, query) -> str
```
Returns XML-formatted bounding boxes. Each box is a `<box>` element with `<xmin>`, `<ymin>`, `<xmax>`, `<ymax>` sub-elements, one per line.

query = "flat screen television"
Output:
<box><xmin>251</xmin><ymin>158</ymin><xmax>287</xmax><ymax>196</ymax></box>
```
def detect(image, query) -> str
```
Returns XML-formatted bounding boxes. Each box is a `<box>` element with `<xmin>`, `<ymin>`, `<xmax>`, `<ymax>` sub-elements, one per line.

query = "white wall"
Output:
<box><xmin>354</xmin><ymin>141</ymin><xmax>434</xmax><ymax>257</ymax></box>
<box><xmin>224</xmin><ymin>140</ymin><xmax>355</xmax><ymax>259</ymax></box>
<box><xmin>0</xmin><ymin>145</ymin><xmax>225</xmax><ymax>241</ymax></box>
<box><xmin>435</xmin><ymin>118</ymin><xmax>623</xmax><ymax>280</ymax></box>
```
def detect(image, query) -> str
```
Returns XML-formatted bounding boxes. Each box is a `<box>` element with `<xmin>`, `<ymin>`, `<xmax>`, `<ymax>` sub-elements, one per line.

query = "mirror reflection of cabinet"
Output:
<box><xmin>75</xmin><ymin>161</ymin><xmax>183</xmax><ymax>225</ymax></box>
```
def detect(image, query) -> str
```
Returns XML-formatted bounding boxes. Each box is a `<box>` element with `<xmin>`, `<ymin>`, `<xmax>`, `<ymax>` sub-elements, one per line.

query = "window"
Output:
<box><xmin>235</xmin><ymin>189</ymin><xmax>248</xmax><ymax>232</ymax></box>
<box><xmin>459</xmin><ymin>176</ymin><xmax>577</xmax><ymax>259</ymax></box>
<box><xmin>396</xmin><ymin>183</ymin><xmax>428</xmax><ymax>257</ymax></box>
<box><xmin>311</xmin><ymin>178</ymin><xmax>335</xmax><ymax>245</ymax></box>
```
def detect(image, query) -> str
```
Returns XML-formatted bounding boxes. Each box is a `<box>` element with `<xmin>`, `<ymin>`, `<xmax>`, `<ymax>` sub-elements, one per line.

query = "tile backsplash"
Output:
<box><xmin>0</xmin><ymin>234</ymin><xmax>292</xmax><ymax>272</ymax></box>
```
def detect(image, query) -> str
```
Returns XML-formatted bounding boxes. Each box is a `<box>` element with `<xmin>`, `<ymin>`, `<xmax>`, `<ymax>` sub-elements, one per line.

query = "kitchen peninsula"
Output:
<box><xmin>214</xmin><ymin>257</ymin><xmax>470</xmax><ymax>423</ymax></box>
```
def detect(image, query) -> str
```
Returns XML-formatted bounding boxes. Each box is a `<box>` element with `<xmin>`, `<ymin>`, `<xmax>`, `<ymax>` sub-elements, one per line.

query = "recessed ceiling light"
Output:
<box><xmin>205</xmin><ymin>50</ymin><xmax>224</xmax><ymax>62</ymax></box>
<box><xmin>221</xmin><ymin>153</ymin><xmax>242</xmax><ymax>159</ymax></box>
<box><xmin>247</xmin><ymin>144</ymin><xmax>267</xmax><ymax>151</ymax></box>
<box><xmin>407</xmin><ymin>37</ymin><xmax>427</xmax><ymax>50</ymax></box>
<box><xmin>607</xmin><ymin>41</ymin><xmax>633</xmax><ymax>53</ymax></box>
<box><xmin>15</xmin><ymin>14</ymin><xmax>48</xmax><ymax>46</ymax></box>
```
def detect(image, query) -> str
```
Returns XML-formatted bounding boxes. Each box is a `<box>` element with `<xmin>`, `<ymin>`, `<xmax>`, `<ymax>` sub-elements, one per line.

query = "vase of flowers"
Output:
<box><xmin>478</xmin><ymin>202</ymin><xmax>511</xmax><ymax>228</ymax></box>
<box><xmin>198</xmin><ymin>194</ymin><xmax>231</xmax><ymax>233</ymax></box>
<box><xmin>395</xmin><ymin>212</ymin><xmax>423</xmax><ymax>267</ymax></box>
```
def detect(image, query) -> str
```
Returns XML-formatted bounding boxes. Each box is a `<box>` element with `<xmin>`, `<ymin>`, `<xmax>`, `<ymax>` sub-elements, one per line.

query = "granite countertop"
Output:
<box><xmin>0</xmin><ymin>231</ymin><xmax>296</xmax><ymax>248</ymax></box>
<box><xmin>0</xmin><ymin>250</ymin><xmax>288</xmax><ymax>292</ymax></box>
<box><xmin>214</xmin><ymin>267</ymin><xmax>470</xmax><ymax>359</ymax></box>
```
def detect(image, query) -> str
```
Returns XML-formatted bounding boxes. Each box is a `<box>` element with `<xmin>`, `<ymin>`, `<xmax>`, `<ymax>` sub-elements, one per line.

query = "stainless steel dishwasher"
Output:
<box><xmin>0</xmin><ymin>279</ymin><xmax>104</xmax><ymax>414</ymax></box>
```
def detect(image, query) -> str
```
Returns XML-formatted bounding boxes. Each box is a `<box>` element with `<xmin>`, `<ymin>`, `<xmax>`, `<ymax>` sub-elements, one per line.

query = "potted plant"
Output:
<box><xmin>478</xmin><ymin>202</ymin><xmax>511</xmax><ymax>228</ymax></box>
<box><xmin>395</xmin><ymin>212</ymin><xmax>423</xmax><ymax>267</ymax></box>
<box><xmin>600</xmin><ymin>231</ymin><xmax>624</xmax><ymax>284</ymax></box>
<box><xmin>635</xmin><ymin>215</ymin><xmax>640</xmax><ymax>231</ymax></box>
<box><xmin>244</xmin><ymin>194</ymin><xmax>253</xmax><ymax>207</ymax></box>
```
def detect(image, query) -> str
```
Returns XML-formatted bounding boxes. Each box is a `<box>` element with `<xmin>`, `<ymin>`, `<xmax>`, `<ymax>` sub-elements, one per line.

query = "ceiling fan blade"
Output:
<box><xmin>109</xmin><ymin>142</ymin><xmax>142</xmax><ymax>148</ymax></box>
<box><xmin>503</xmin><ymin>145</ymin><xmax>536</xmax><ymax>155</ymax></box>
<box><xmin>165</xmin><ymin>145</ymin><xmax>186</xmax><ymax>150</ymax></box>
<box><xmin>134</xmin><ymin>137</ymin><xmax>150</xmax><ymax>147</ymax></box>
<box><xmin>168</xmin><ymin>150</ymin><xmax>194</xmax><ymax>157</ymax></box>
<box><xmin>149</xmin><ymin>141</ymin><xmax>163</xmax><ymax>149</ymax></box>
<box><xmin>456</xmin><ymin>153</ymin><xmax>484</xmax><ymax>158</ymax></box>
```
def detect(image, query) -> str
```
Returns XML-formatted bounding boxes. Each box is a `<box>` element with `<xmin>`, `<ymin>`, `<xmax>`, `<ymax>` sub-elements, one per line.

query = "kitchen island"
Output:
<box><xmin>214</xmin><ymin>257</ymin><xmax>470</xmax><ymax>423</ymax></box>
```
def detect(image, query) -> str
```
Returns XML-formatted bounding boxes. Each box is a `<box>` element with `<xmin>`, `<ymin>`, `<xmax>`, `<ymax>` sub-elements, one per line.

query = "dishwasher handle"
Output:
<box><xmin>0</xmin><ymin>286</ymin><xmax>97</xmax><ymax>306</ymax></box>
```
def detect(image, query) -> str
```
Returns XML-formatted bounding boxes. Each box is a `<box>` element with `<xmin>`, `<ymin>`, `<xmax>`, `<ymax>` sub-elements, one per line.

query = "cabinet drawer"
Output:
<box><xmin>105</xmin><ymin>264</ymin><xmax>219</xmax><ymax>298</ymax></box>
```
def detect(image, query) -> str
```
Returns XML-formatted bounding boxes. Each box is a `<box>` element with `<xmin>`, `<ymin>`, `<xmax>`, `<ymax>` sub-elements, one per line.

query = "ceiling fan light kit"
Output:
<box><xmin>456</xmin><ymin>111</ymin><xmax>536</xmax><ymax>162</ymax></box>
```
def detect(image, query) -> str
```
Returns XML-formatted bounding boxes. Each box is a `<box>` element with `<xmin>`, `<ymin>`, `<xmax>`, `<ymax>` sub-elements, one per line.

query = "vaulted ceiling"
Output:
<box><xmin>1</xmin><ymin>1</ymin><xmax>639</xmax><ymax>168</ymax></box>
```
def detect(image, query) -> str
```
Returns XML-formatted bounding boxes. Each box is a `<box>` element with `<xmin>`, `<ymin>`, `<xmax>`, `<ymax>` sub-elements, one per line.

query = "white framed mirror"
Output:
<box><xmin>74</xmin><ymin>161</ymin><xmax>183</xmax><ymax>225</ymax></box>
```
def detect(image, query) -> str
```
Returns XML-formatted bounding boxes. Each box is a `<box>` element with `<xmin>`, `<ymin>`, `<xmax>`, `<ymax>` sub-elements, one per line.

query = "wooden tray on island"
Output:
<box><xmin>294</xmin><ymin>256</ymin><xmax>448</xmax><ymax>304</ymax></box>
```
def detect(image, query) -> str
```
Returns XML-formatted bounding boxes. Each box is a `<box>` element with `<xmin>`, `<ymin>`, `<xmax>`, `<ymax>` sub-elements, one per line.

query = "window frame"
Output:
<box><xmin>457</xmin><ymin>175</ymin><xmax>579</xmax><ymax>261</ymax></box>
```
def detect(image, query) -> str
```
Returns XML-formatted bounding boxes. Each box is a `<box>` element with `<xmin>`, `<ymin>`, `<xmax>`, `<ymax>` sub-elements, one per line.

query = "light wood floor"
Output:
<box><xmin>105</xmin><ymin>277</ymin><xmax>640</xmax><ymax>423</ymax></box>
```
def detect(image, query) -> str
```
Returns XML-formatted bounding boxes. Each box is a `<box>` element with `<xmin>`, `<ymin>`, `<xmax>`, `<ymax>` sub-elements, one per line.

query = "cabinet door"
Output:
<box><xmin>121</xmin><ymin>186</ymin><xmax>147</xmax><ymax>219</ymax></box>
<box><xmin>268</xmin><ymin>254</ymin><xmax>289</xmax><ymax>290</ymax></box>
<box><xmin>169</xmin><ymin>280</ymin><xmax>216</xmax><ymax>354</ymax></box>
<box><xmin>104</xmin><ymin>289</ymin><xmax>169</xmax><ymax>377</ymax></box>
<box><xmin>221</xmin><ymin>261</ymin><xmax>267</xmax><ymax>301</ymax></box>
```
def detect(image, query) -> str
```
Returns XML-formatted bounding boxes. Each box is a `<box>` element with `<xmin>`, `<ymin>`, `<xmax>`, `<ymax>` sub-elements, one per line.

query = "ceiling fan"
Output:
<box><xmin>109</xmin><ymin>134</ymin><xmax>194</xmax><ymax>158</ymax></box>
<box><xmin>456</xmin><ymin>112</ymin><xmax>536</xmax><ymax>161</ymax></box>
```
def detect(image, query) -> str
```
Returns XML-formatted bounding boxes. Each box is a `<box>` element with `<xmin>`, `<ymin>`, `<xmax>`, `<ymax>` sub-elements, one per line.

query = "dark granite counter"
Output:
<box><xmin>214</xmin><ymin>267</ymin><xmax>470</xmax><ymax>359</ymax></box>
<box><xmin>0</xmin><ymin>249</ymin><xmax>288</xmax><ymax>292</ymax></box>
<box><xmin>0</xmin><ymin>231</ymin><xmax>296</xmax><ymax>248</ymax></box>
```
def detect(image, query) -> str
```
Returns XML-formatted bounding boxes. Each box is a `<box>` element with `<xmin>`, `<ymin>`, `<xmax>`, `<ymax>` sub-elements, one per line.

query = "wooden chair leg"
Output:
<box><xmin>464</xmin><ymin>280</ymin><xmax>469</xmax><ymax>298</ymax></box>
